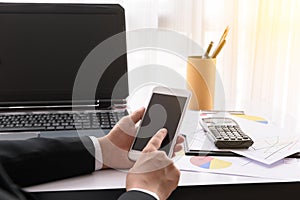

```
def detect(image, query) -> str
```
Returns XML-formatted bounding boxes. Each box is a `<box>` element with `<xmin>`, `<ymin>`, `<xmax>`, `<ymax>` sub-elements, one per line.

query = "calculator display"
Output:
<box><xmin>202</xmin><ymin>118</ymin><xmax>237</xmax><ymax>126</ymax></box>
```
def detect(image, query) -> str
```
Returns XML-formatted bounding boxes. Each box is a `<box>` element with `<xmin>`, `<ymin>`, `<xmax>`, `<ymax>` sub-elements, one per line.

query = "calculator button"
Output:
<box><xmin>211</xmin><ymin>130</ymin><xmax>221</xmax><ymax>137</ymax></box>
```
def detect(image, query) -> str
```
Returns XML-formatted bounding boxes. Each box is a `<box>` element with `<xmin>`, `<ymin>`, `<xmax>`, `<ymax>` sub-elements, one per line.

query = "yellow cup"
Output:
<box><xmin>186</xmin><ymin>56</ymin><xmax>216</xmax><ymax>110</ymax></box>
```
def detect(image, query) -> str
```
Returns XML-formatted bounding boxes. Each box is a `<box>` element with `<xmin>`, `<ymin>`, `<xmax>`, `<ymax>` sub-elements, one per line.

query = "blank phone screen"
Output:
<box><xmin>132</xmin><ymin>93</ymin><xmax>187</xmax><ymax>155</ymax></box>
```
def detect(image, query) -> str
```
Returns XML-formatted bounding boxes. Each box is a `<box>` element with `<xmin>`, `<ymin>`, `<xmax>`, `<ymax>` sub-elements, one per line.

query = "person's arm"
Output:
<box><xmin>0</xmin><ymin>136</ymin><xmax>95</xmax><ymax>187</ymax></box>
<box><xmin>0</xmin><ymin>108</ymin><xmax>182</xmax><ymax>200</ymax></box>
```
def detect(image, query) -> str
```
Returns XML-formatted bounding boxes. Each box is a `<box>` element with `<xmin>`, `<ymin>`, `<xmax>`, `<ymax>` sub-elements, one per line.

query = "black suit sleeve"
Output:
<box><xmin>0</xmin><ymin>136</ymin><xmax>95</xmax><ymax>187</ymax></box>
<box><xmin>118</xmin><ymin>190</ymin><xmax>156</xmax><ymax>200</ymax></box>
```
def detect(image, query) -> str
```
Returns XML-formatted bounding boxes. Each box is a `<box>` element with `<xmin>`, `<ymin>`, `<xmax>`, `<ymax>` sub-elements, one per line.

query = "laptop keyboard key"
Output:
<box><xmin>65</xmin><ymin>126</ymin><xmax>75</xmax><ymax>130</ymax></box>
<box><xmin>56</xmin><ymin>126</ymin><xmax>65</xmax><ymax>130</ymax></box>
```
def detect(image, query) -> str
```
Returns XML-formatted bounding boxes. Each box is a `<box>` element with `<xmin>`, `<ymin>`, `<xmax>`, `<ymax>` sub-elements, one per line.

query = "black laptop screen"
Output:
<box><xmin>0</xmin><ymin>4</ymin><xmax>128</xmax><ymax>106</ymax></box>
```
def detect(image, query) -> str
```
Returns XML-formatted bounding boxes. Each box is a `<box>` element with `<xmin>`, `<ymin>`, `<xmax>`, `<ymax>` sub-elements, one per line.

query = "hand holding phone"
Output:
<box><xmin>128</xmin><ymin>86</ymin><xmax>191</xmax><ymax>161</ymax></box>
<box><xmin>126</xmin><ymin>128</ymin><xmax>180</xmax><ymax>200</ymax></box>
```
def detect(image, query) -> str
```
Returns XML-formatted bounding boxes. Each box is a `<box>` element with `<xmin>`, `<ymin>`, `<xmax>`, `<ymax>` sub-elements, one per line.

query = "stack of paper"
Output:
<box><xmin>177</xmin><ymin>110</ymin><xmax>300</xmax><ymax>180</ymax></box>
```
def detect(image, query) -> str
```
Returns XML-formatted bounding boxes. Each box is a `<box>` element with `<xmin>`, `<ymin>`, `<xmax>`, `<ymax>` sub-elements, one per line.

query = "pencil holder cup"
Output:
<box><xmin>186</xmin><ymin>56</ymin><xmax>216</xmax><ymax>110</ymax></box>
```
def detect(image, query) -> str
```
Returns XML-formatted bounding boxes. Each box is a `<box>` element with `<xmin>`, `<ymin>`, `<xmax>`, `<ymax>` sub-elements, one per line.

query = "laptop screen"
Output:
<box><xmin>0</xmin><ymin>4</ymin><xmax>128</xmax><ymax>106</ymax></box>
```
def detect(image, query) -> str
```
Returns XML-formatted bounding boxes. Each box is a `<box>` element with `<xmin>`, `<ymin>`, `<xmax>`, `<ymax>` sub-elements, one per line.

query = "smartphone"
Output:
<box><xmin>128</xmin><ymin>86</ymin><xmax>191</xmax><ymax>161</ymax></box>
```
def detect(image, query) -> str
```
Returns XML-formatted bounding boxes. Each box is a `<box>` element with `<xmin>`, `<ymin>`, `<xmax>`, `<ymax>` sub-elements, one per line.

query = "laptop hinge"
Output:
<box><xmin>97</xmin><ymin>99</ymin><xmax>127</xmax><ymax>110</ymax></box>
<box><xmin>0</xmin><ymin>99</ymin><xmax>127</xmax><ymax>111</ymax></box>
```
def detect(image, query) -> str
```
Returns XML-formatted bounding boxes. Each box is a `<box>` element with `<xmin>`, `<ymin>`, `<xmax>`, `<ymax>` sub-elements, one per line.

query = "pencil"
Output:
<box><xmin>212</xmin><ymin>39</ymin><xmax>226</xmax><ymax>58</ymax></box>
<box><xmin>204</xmin><ymin>41</ymin><xmax>214</xmax><ymax>58</ymax></box>
<box><xmin>218</xmin><ymin>26</ymin><xmax>229</xmax><ymax>46</ymax></box>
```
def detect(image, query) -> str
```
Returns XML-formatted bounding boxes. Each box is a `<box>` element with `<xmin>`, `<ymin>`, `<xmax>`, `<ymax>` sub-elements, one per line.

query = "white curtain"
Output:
<box><xmin>195</xmin><ymin>0</ymin><xmax>300</xmax><ymax>132</ymax></box>
<box><xmin>3</xmin><ymin>0</ymin><xmax>300</xmax><ymax>131</ymax></box>
<box><xmin>123</xmin><ymin>0</ymin><xmax>300</xmax><ymax>132</ymax></box>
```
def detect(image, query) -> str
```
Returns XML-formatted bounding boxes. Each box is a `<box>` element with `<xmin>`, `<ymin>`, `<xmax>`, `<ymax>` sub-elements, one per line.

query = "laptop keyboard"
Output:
<box><xmin>0</xmin><ymin>111</ymin><xmax>127</xmax><ymax>132</ymax></box>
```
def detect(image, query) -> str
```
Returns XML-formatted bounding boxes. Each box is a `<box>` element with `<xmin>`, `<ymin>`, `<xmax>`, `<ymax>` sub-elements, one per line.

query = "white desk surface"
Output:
<box><xmin>25</xmin><ymin>168</ymin><xmax>288</xmax><ymax>192</ymax></box>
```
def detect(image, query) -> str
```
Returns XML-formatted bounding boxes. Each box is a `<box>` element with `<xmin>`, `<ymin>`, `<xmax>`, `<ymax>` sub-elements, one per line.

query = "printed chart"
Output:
<box><xmin>176</xmin><ymin>156</ymin><xmax>300</xmax><ymax>180</ymax></box>
<box><xmin>233</xmin><ymin>135</ymin><xmax>300</xmax><ymax>165</ymax></box>
<box><xmin>190</xmin><ymin>156</ymin><xmax>232</xmax><ymax>169</ymax></box>
<box><xmin>231</xmin><ymin>114</ymin><xmax>268</xmax><ymax>124</ymax></box>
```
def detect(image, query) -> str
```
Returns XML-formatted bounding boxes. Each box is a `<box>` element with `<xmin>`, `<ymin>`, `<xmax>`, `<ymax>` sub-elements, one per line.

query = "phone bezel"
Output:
<box><xmin>128</xmin><ymin>86</ymin><xmax>191</xmax><ymax>161</ymax></box>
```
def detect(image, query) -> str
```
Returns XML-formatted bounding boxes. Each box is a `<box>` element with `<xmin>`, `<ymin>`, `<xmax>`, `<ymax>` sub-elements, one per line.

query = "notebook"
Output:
<box><xmin>0</xmin><ymin>3</ymin><xmax>129</xmax><ymax>140</ymax></box>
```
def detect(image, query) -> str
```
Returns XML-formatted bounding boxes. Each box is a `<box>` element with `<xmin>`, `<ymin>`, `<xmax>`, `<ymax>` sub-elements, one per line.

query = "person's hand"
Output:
<box><xmin>98</xmin><ymin>107</ymin><xmax>185</xmax><ymax>169</ymax></box>
<box><xmin>126</xmin><ymin>129</ymin><xmax>180</xmax><ymax>200</ymax></box>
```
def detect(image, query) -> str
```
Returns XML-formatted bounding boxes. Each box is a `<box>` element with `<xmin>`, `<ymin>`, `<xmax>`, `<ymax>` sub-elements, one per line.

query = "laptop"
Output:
<box><xmin>0</xmin><ymin>3</ymin><xmax>129</xmax><ymax>140</ymax></box>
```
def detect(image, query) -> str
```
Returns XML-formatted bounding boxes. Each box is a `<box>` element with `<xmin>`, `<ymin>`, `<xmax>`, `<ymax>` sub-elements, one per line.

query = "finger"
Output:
<box><xmin>113</xmin><ymin>107</ymin><xmax>145</xmax><ymax>137</ymax></box>
<box><xmin>173</xmin><ymin>144</ymin><xmax>183</xmax><ymax>152</ymax></box>
<box><xmin>130</xmin><ymin>107</ymin><xmax>145</xmax><ymax>123</ymax></box>
<box><xmin>176</xmin><ymin>135</ymin><xmax>185</xmax><ymax>145</ymax></box>
<box><xmin>129</xmin><ymin>150</ymin><xmax>173</xmax><ymax>174</ymax></box>
<box><xmin>142</xmin><ymin>128</ymin><xmax>167</xmax><ymax>153</ymax></box>
<box><xmin>172</xmin><ymin>144</ymin><xmax>183</xmax><ymax>157</ymax></box>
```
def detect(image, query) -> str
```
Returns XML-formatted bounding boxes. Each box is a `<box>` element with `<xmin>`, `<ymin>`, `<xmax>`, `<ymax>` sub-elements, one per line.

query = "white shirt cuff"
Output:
<box><xmin>129</xmin><ymin>188</ymin><xmax>159</xmax><ymax>200</ymax></box>
<box><xmin>89</xmin><ymin>136</ymin><xmax>103</xmax><ymax>171</ymax></box>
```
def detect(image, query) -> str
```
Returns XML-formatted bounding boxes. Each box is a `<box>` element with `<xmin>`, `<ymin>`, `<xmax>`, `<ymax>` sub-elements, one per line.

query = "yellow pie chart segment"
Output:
<box><xmin>210</xmin><ymin>158</ymin><xmax>232</xmax><ymax>169</ymax></box>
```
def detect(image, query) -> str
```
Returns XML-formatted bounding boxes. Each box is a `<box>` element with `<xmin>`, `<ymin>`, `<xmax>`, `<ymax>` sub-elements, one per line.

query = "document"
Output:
<box><xmin>233</xmin><ymin>135</ymin><xmax>300</xmax><ymax>165</ymax></box>
<box><xmin>232</xmin><ymin>116</ymin><xmax>300</xmax><ymax>164</ymax></box>
<box><xmin>175</xmin><ymin>155</ymin><xmax>300</xmax><ymax>181</ymax></box>
<box><xmin>184</xmin><ymin>111</ymin><xmax>300</xmax><ymax>165</ymax></box>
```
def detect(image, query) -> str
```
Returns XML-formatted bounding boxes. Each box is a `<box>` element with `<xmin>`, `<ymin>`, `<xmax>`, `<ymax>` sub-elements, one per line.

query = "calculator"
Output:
<box><xmin>200</xmin><ymin>117</ymin><xmax>254</xmax><ymax>149</ymax></box>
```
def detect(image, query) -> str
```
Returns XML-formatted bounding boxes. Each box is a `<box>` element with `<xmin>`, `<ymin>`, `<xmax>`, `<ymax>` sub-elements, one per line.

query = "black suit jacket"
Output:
<box><xmin>0</xmin><ymin>137</ymin><xmax>155</xmax><ymax>200</ymax></box>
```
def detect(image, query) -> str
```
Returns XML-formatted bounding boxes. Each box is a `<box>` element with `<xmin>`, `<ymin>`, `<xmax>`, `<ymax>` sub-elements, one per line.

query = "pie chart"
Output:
<box><xmin>190</xmin><ymin>156</ymin><xmax>232</xmax><ymax>169</ymax></box>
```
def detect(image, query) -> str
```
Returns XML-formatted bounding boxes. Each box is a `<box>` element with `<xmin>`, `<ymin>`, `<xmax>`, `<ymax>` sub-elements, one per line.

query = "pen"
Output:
<box><xmin>218</xmin><ymin>26</ymin><xmax>229</xmax><ymax>46</ymax></box>
<box><xmin>185</xmin><ymin>150</ymin><xmax>242</xmax><ymax>157</ymax></box>
<box><xmin>211</xmin><ymin>39</ymin><xmax>226</xmax><ymax>58</ymax></box>
<box><xmin>204</xmin><ymin>41</ymin><xmax>214</xmax><ymax>58</ymax></box>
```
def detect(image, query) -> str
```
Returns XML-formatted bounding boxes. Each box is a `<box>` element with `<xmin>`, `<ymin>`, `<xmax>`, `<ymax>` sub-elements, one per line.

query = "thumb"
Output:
<box><xmin>112</xmin><ymin>107</ymin><xmax>145</xmax><ymax>138</ymax></box>
<box><xmin>142</xmin><ymin>128</ymin><xmax>167</xmax><ymax>153</ymax></box>
<box><xmin>129</xmin><ymin>107</ymin><xmax>145</xmax><ymax>124</ymax></box>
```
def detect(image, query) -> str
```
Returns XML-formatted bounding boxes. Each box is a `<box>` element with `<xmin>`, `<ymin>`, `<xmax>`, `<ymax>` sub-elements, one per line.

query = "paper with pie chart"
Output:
<box><xmin>190</xmin><ymin>156</ymin><xmax>232</xmax><ymax>169</ymax></box>
<box><xmin>175</xmin><ymin>156</ymin><xmax>300</xmax><ymax>180</ymax></box>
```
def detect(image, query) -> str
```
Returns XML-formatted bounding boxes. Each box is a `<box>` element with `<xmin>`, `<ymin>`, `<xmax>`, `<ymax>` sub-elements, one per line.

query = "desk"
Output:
<box><xmin>25</xmin><ymin>107</ymin><xmax>300</xmax><ymax>199</ymax></box>
<box><xmin>26</xmin><ymin>168</ymin><xmax>299</xmax><ymax>200</ymax></box>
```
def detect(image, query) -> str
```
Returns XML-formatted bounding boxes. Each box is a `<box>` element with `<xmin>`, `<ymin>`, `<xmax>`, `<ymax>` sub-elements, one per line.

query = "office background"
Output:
<box><xmin>3</xmin><ymin>0</ymin><xmax>300</xmax><ymax>133</ymax></box>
